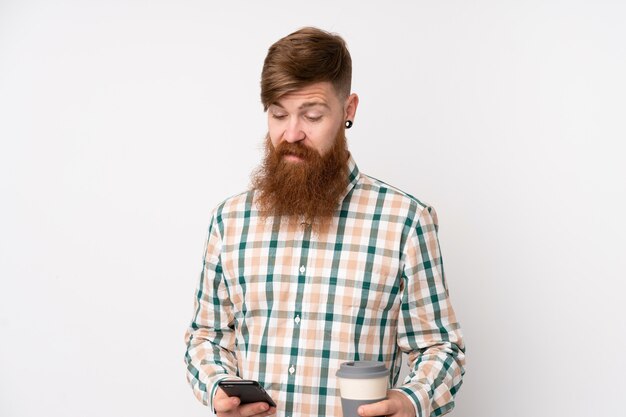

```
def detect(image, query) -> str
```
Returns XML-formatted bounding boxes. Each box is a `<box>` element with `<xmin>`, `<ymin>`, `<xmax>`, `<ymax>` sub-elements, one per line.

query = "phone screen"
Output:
<box><xmin>218</xmin><ymin>380</ymin><xmax>277</xmax><ymax>407</ymax></box>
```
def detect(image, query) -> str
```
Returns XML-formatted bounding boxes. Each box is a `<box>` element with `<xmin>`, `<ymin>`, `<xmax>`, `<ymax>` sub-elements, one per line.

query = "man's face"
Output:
<box><xmin>252</xmin><ymin>81</ymin><xmax>358</xmax><ymax>228</ymax></box>
<box><xmin>267</xmin><ymin>82</ymin><xmax>353</xmax><ymax>159</ymax></box>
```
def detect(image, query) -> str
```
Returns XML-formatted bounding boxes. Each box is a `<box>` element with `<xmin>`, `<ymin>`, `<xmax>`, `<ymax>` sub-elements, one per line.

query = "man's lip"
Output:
<box><xmin>283</xmin><ymin>154</ymin><xmax>304</xmax><ymax>162</ymax></box>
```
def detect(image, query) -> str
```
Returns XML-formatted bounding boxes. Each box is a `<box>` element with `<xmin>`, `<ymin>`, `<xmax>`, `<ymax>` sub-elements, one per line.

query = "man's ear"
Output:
<box><xmin>344</xmin><ymin>93</ymin><xmax>359</xmax><ymax>122</ymax></box>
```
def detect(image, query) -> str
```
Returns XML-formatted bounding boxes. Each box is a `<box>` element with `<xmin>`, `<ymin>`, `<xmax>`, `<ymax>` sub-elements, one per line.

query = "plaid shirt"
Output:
<box><xmin>184</xmin><ymin>156</ymin><xmax>465</xmax><ymax>417</ymax></box>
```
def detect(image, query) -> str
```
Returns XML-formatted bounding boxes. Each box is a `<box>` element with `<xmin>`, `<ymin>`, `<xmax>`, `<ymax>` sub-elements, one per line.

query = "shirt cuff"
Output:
<box><xmin>391</xmin><ymin>386</ymin><xmax>431</xmax><ymax>417</ymax></box>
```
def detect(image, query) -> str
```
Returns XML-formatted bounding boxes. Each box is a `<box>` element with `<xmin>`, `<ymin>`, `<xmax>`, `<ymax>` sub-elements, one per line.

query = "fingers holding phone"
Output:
<box><xmin>214</xmin><ymin>389</ymin><xmax>274</xmax><ymax>417</ymax></box>
<box><xmin>215</xmin><ymin>380</ymin><xmax>277</xmax><ymax>417</ymax></box>
<box><xmin>213</xmin><ymin>389</ymin><xmax>241</xmax><ymax>414</ymax></box>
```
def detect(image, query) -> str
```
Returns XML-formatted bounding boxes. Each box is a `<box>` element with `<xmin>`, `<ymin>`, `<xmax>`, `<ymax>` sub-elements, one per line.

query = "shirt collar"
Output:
<box><xmin>340</xmin><ymin>153</ymin><xmax>360</xmax><ymax>202</ymax></box>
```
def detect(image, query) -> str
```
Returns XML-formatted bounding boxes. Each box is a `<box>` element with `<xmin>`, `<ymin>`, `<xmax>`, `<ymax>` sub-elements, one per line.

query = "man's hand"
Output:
<box><xmin>213</xmin><ymin>388</ymin><xmax>277</xmax><ymax>417</ymax></box>
<box><xmin>358</xmin><ymin>390</ymin><xmax>416</xmax><ymax>417</ymax></box>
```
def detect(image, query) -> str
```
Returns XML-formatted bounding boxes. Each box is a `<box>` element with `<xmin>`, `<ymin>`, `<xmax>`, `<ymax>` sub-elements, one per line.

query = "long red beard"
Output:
<box><xmin>251</xmin><ymin>130</ymin><xmax>350</xmax><ymax>230</ymax></box>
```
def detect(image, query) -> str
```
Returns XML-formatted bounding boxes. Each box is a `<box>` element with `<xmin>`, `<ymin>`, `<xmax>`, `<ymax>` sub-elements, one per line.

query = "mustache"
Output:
<box><xmin>274</xmin><ymin>141</ymin><xmax>318</xmax><ymax>160</ymax></box>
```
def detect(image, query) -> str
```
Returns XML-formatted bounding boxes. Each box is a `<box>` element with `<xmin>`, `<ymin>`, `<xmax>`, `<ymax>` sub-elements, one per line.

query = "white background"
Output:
<box><xmin>1</xmin><ymin>1</ymin><xmax>625</xmax><ymax>416</ymax></box>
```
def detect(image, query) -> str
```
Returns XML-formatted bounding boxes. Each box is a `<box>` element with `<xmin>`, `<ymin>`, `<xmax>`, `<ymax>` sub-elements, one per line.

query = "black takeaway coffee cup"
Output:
<box><xmin>336</xmin><ymin>361</ymin><xmax>389</xmax><ymax>417</ymax></box>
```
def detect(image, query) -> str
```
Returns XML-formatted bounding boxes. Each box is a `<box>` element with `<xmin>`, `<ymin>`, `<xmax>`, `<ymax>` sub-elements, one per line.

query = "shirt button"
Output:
<box><xmin>294</xmin><ymin>315</ymin><xmax>301</xmax><ymax>324</ymax></box>
<box><xmin>299</xmin><ymin>265</ymin><xmax>305</xmax><ymax>274</ymax></box>
<box><xmin>289</xmin><ymin>365</ymin><xmax>295</xmax><ymax>375</ymax></box>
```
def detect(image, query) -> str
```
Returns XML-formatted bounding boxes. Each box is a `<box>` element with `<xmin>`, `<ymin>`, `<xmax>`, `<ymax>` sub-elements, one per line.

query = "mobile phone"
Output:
<box><xmin>218</xmin><ymin>379</ymin><xmax>277</xmax><ymax>407</ymax></box>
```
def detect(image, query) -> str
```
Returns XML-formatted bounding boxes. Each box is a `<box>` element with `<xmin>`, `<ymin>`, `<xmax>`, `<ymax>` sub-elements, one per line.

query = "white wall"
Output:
<box><xmin>1</xmin><ymin>1</ymin><xmax>624</xmax><ymax>416</ymax></box>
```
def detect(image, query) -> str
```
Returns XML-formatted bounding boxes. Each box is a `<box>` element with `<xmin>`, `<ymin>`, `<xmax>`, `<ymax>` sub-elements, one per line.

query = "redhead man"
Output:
<box><xmin>185</xmin><ymin>27</ymin><xmax>465</xmax><ymax>417</ymax></box>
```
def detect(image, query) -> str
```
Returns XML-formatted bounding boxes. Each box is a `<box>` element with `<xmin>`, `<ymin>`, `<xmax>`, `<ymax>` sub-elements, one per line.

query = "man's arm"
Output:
<box><xmin>362</xmin><ymin>205</ymin><xmax>465</xmax><ymax>417</ymax></box>
<box><xmin>184</xmin><ymin>213</ymin><xmax>240</xmax><ymax>411</ymax></box>
<box><xmin>395</xmin><ymin>205</ymin><xmax>465</xmax><ymax>416</ymax></box>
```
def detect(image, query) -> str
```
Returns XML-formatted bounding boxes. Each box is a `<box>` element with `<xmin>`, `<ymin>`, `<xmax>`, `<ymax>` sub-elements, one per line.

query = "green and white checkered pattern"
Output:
<box><xmin>184</xmin><ymin>156</ymin><xmax>465</xmax><ymax>417</ymax></box>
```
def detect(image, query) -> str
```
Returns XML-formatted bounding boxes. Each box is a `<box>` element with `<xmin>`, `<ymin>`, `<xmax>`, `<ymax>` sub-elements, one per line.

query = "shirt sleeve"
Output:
<box><xmin>184</xmin><ymin>213</ymin><xmax>240</xmax><ymax>412</ymax></box>
<box><xmin>392</xmin><ymin>205</ymin><xmax>466</xmax><ymax>417</ymax></box>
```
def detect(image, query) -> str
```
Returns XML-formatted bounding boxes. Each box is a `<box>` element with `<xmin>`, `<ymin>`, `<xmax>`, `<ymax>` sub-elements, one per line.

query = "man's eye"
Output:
<box><xmin>305</xmin><ymin>115</ymin><xmax>322</xmax><ymax>122</ymax></box>
<box><xmin>271</xmin><ymin>114</ymin><xmax>287</xmax><ymax>120</ymax></box>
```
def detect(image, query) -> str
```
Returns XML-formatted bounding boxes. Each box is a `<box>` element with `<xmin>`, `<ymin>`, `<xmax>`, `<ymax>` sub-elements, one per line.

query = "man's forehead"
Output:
<box><xmin>271</xmin><ymin>82</ymin><xmax>339</xmax><ymax>109</ymax></box>
<box><xmin>272</xmin><ymin>100</ymin><xmax>331</xmax><ymax>110</ymax></box>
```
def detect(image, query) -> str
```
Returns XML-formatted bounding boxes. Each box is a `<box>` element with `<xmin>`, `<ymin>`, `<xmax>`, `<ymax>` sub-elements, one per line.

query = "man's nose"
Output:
<box><xmin>282</xmin><ymin>118</ymin><xmax>305</xmax><ymax>143</ymax></box>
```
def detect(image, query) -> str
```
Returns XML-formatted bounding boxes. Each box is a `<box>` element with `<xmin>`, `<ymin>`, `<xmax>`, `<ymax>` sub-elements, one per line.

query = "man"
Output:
<box><xmin>185</xmin><ymin>27</ymin><xmax>465</xmax><ymax>417</ymax></box>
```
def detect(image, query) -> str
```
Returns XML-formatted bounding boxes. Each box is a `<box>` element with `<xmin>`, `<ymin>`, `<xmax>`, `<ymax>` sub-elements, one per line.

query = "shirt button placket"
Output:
<box><xmin>289</xmin><ymin>365</ymin><xmax>295</xmax><ymax>375</ymax></box>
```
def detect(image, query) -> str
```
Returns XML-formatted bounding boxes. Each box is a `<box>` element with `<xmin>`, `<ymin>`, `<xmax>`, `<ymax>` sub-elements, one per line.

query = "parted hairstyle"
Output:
<box><xmin>260</xmin><ymin>27</ymin><xmax>352</xmax><ymax>111</ymax></box>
